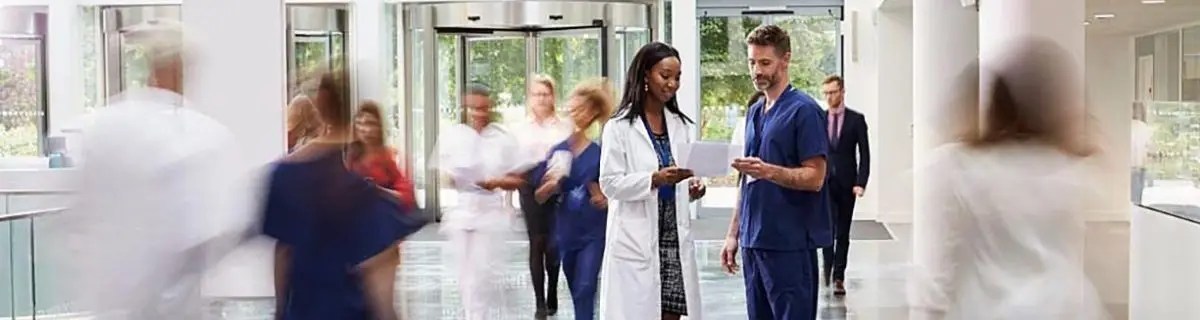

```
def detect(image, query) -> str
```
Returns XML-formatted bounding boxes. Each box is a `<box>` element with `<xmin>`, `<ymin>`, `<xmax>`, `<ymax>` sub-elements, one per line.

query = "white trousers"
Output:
<box><xmin>447</xmin><ymin>228</ymin><xmax>506</xmax><ymax>320</ymax></box>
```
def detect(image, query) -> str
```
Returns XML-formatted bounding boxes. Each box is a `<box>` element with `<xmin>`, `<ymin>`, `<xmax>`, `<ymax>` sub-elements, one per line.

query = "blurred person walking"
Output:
<box><xmin>64</xmin><ymin>25</ymin><xmax>249</xmax><ymax>319</ymax></box>
<box><xmin>908</xmin><ymin>38</ymin><xmax>1108</xmax><ymax>320</ymax></box>
<box><xmin>531</xmin><ymin>79</ymin><xmax>613</xmax><ymax>320</ymax></box>
<box><xmin>515</xmin><ymin>75</ymin><xmax>572</xmax><ymax>318</ymax></box>
<box><xmin>263</xmin><ymin>72</ymin><xmax>419</xmax><ymax>320</ymax></box>
<box><xmin>438</xmin><ymin>83</ymin><xmax>528</xmax><ymax>320</ymax></box>
<box><xmin>350</xmin><ymin>100</ymin><xmax>415</xmax><ymax>206</ymax></box>
<box><xmin>287</xmin><ymin>94</ymin><xmax>322</xmax><ymax>153</ymax></box>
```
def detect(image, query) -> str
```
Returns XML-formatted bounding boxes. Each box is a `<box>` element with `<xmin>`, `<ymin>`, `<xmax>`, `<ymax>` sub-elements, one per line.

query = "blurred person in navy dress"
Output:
<box><xmin>531</xmin><ymin>79</ymin><xmax>613</xmax><ymax>320</ymax></box>
<box><xmin>263</xmin><ymin>72</ymin><xmax>411</xmax><ymax>320</ymax></box>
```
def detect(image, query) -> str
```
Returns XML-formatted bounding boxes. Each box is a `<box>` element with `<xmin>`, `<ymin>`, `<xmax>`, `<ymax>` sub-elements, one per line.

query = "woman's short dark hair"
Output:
<box><xmin>613</xmin><ymin>42</ymin><xmax>693</xmax><ymax>124</ymax></box>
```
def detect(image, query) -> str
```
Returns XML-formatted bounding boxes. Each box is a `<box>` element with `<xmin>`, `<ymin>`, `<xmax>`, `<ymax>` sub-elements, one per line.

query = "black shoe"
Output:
<box><xmin>833</xmin><ymin>280</ymin><xmax>847</xmax><ymax>296</ymax></box>
<box><xmin>547</xmin><ymin>307</ymin><xmax>558</xmax><ymax>316</ymax></box>
<box><xmin>534</xmin><ymin>309</ymin><xmax>548</xmax><ymax>320</ymax></box>
<box><xmin>547</xmin><ymin>298</ymin><xmax>558</xmax><ymax>316</ymax></box>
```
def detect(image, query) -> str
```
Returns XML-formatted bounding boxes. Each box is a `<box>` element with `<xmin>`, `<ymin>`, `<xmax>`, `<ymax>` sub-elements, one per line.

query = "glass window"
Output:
<box><xmin>0</xmin><ymin>38</ymin><xmax>46</xmax><ymax>157</ymax></box>
<box><xmin>1183</xmin><ymin>26</ymin><xmax>1200</xmax><ymax>102</ymax></box>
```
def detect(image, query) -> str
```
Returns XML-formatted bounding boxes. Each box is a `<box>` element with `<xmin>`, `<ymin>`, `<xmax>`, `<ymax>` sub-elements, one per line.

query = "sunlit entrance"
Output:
<box><xmin>398</xmin><ymin>0</ymin><xmax>657</xmax><ymax>219</ymax></box>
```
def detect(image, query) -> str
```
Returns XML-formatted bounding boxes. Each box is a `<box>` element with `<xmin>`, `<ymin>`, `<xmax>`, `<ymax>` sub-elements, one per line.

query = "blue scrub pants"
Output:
<box><xmin>560</xmin><ymin>239</ymin><xmax>605</xmax><ymax>320</ymax></box>
<box><xmin>742</xmin><ymin>248</ymin><xmax>819</xmax><ymax>320</ymax></box>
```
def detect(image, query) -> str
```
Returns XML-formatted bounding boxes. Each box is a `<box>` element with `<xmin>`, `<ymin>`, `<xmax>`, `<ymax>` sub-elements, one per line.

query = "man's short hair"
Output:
<box><xmin>823</xmin><ymin>75</ymin><xmax>844</xmax><ymax>90</ymax></box>
<box><xmin>745</xmin><ymin>25</ymin><xmax>791</xmax><ymax>56</ymax></box>
<box><xmin>465</xmin><ymin>83</ymin><xmax>491</xmax><ymax>98</ymax></box>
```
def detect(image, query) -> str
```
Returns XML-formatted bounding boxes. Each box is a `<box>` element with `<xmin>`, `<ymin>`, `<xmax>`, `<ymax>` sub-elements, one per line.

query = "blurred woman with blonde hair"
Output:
<box><xmin>531</xmin><ymin>79</ymin><xmax>614</xmax><ymax>320</ymax></box>
<box><xmin>286</xmin><ymin>94</ymin><xmax>322</xmax><ymax>152</ymax></box>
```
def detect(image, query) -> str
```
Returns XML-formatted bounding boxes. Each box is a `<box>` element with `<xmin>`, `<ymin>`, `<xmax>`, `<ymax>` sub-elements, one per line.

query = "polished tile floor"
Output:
<box><xmin>210</xmin><ymin>222</ymin><xmax>1130</xmax><ymax>320</ymax></box>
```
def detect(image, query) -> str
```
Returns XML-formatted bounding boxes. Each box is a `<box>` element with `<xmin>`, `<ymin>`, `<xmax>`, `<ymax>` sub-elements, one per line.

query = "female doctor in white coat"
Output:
<box><xmin>599</xmin><ymin>42</ymin><xmax>707</xmax><ymax>320</ymax></box>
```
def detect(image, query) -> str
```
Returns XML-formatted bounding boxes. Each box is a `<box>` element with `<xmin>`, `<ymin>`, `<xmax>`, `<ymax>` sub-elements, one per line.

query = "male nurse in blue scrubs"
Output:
<box><xmin>722</xmin><ymin>24</ymin><xmax>834</xmax><ymax>320</ymax></box>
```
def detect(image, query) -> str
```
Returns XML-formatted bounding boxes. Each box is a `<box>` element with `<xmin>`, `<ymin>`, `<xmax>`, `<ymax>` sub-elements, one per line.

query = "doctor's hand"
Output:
<box><xmin>731</xmin><ymin>157</ymin><xmax>780</xmax><ymax>180</ymax></box>
<box><xmin>720</xmin><ymin>236</ymin><xmax>740</xmax><ymax>275</ymax></box>
<box><xmin>652</xmin><ymin>167</ymin><xmax>694</xmax><ymax>187</ymax></box>
<box><xmin>853</xmin><ymin>186</ymin><xmax>865</xmax><ymax>198</ymax></box>
<box><xmin>534</xmin><ymin>179</ymin><xmax>561</xmax><ymax>204</ymax></box>
<box><xmin>688</xmin><ymin>179</ymin><xmax>707</xmax><ymax>200</ymax></box>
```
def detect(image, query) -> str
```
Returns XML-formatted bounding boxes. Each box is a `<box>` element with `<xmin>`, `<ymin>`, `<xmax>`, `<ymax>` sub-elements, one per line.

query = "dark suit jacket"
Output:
<box><xmin>822</xmin><ymin>107</ymin><xmax>870</xmax><ymax>189</ymax></box>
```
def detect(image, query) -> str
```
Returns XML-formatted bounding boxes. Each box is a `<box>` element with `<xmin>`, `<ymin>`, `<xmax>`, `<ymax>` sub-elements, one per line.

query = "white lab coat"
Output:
<box><xmin>597</xmin><ymin>113</ymin><xmax>704</xmax><ymax>320</ymax></box>
<box><xmin>62</xmin><ymin>87</ymin><xmax>246</xmax><ymax>319</ymax></box>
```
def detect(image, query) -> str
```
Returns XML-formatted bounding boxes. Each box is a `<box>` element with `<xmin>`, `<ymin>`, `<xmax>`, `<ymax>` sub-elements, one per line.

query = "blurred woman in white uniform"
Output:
<box><xmin>438</xmin><ymin>83</ymin><xmax>526</xmax><ymax>320</ymax></box>
<box><xmin>908</xmin><ymin>38</ymin><xmax>1107</xmax><ymax>320</ymax></box>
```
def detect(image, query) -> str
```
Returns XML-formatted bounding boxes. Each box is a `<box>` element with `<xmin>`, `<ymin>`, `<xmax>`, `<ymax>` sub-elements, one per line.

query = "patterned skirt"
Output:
<box><xmin>658</xmin><ymin>199</ymin><xmax>688</xmax><ymax>315</ymax></box>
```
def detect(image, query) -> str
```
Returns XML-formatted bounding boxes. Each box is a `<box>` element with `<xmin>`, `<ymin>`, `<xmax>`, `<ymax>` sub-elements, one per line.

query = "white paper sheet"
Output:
<box><xmin>679</xmin><ymin>142</ymin><xmax>742</xmax><ymax>177</ymax></box>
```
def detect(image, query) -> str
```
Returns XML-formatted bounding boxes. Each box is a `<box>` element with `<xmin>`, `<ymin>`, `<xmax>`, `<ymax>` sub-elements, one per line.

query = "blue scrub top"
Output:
<box><xmin>739</xmin><ymin>85</ymin><xmax>834</xmax><ymax>251</ymax></box>
<box><xmin>262</xmin><ymin>148</ymin><xmax>414</xmax><ymax>320</ymax></box>
<box><xmin>532</xmin><ymin>140</ymin><xmax>607</xmax><ymax>249</ymax></box>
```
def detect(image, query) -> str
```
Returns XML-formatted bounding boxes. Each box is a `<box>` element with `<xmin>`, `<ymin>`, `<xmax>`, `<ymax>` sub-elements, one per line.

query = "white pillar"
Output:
<box><xmin>911</xmin><ymin>0</ymin><xmax>977</xmax><ymax>285</ymax></box>
<box><xmin>47</xmin><ymin>1</ymin><xmax>85</xmax><ymax>135</ymax></box>
<box><xmin>184</xmin><ymin>0</ymin><xmax>286</xmax><ymax>298</ymax></box>
<box><xmin>669</xmin><ymin>0</ymin><xmax>700</xmax><ymax>219</ymax></box>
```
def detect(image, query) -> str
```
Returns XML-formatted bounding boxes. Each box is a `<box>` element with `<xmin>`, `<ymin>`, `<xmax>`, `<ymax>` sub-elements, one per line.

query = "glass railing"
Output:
<box><xmin>0</xmin><ymin>190</ymin><xmax>73</xmax><ymax>318</ymax></box>
<box><xmin>1141</xmin><ymin>100</ymin><xmax>1200</xmax><ymax>222</ymax></box>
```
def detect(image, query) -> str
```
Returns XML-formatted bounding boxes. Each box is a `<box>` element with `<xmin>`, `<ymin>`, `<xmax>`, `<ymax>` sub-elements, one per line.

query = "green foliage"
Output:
<box><xmin>0</xmin><ymin>125</ymin><xmax>39</xmax><ymax>157</ymax></box>
<box><xmin>1148</xmin><ymin>102</ymin><xmax>1200</xmax><ymax>181</ymax></box>
<box><xmin>697</xmin><ymin>16</ymin><xmax>839</xmax><ymax>142</ymax></box>
<box><xmin>1</xmin><ymin>41</ymin><xmax>43</xmax><ymax>157</ymax></box>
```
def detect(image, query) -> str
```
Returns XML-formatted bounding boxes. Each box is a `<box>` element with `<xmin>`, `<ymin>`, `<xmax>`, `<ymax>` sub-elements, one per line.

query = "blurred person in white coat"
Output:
<box><xmin>438</xmin><ymin>83</ymin><xmax>527</xmax><ymax>320</ymax></box>
<box><xmin>598</xmin><ymin>42</ymin><xmax>706</xmax><ymax>320</ymax></box>
<box><xmin>59</xmin><ymin>24</ymin><xmax>249</xmax><ymax>319</ymax></box>
<box><xmin>908</xmin><ymin>38</ymin><xmax>1107</xmax><ymax>320</ymax></box>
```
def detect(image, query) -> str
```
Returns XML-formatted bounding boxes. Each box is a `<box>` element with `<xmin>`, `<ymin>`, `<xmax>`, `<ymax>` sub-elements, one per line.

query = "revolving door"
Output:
<box><xmin>398</xmin><ymin>0</ymin><xmax>658</xmax><ymax>219</ymax></box>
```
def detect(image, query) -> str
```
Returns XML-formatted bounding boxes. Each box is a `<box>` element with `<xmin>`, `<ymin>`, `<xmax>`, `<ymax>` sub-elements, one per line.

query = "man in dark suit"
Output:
<box><xmin>819</xmin><ymin>75</ymin><xmax>870</xmax><ymax>296</ymax></box>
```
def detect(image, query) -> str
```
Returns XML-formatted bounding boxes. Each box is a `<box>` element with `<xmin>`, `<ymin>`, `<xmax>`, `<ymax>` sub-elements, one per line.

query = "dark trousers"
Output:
<box><xmin>1132</xmin><ymin>167</ymin><xmax>1146</xmax><ymax>205</ymax></box>
<box><xmin>743</xmin><ymin>248</ymin><xmax>819</xmax><ymax>320</ymax></box>
<box><xmin>822</xmin><ymin>184</ymin><xmax>855</xmax><ymax>282</ymax></box>
<box><xmin>518</xmin><ymin>172</ymin><xmax>560</xmax><ymax>310</ymax></box>
<box><xmin>560</xmin><ymin>239</ymin><xmax>604</xmax><ymax>320</ymax></box>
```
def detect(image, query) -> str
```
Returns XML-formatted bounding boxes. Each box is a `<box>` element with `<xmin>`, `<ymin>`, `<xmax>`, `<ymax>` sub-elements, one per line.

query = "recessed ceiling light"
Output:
<box><xmin>1083</xmin><ymin>20</ymin><xmax>1091</xmax><ymax>26</ymax></box>
<box><xmin>1094</xmin><ymin>13</ymin><xmax>1116</xmax><ymax>19</ymax></box>
<box><xmin>1142</xmin><ymin>0</ymin><xmax>1166</xmax><ymax>4</ymax></box>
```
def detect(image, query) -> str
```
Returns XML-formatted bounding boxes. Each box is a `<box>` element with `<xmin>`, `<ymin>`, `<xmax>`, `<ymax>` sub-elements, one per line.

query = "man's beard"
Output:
<box><xmin>753</xmin><ymin>73</ymin><xmax>776</xmax><ymax>91</ymax></box>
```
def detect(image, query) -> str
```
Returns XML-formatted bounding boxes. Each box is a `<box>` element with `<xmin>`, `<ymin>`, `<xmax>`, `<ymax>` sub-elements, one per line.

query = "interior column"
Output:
<box><xmin>911</xmin><ymin>0</ymin><xmax>978</xmax><ymax>302</ymax></box>
<box><xmin>184</xmin><ymin>0</ymin><xmax>286</xmax><ymax>299</ymax></box>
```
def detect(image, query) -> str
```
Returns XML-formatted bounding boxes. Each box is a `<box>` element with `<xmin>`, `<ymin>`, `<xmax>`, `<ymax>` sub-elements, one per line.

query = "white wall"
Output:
<box><xmin>1085</xmin><ymin>33</ymin><xmax>1136</xmax><ymax>221</ymax></box>
<box><xmin>873</xmin><ymin>6</ymin><xmax>913</xmax><ymax>223</ymax></box>
<box><xmin>1130</xmin><ymin>207</ymin><xmax>1200</xmax><ymax>318</ymax></box>
<box><xmin>841</xmin><ymin>0</ymin><xmax>882</xmax><ymax>220</ymax></box>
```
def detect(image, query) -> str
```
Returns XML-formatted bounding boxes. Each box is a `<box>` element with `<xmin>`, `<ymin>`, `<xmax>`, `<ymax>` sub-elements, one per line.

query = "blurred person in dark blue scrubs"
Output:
<box><xmin>721</xmin><ymin>24</ymin><xmax>833</xmax><ymax>320</ymax></box>
<box><xmin>263</xmin><ymin>72</ymin><xmax>411</xmax><ymax>320</ymax></box>
<box><xmin>531</xmin><ymin>79</ymin><xmax>613</xmax><ymax>320</ymax></box>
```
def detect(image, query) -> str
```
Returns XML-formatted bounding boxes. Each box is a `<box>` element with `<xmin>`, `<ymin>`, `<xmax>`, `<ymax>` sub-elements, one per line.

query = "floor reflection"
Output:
<box><xmin>210</xmin><ymin>222</ymin><xmax>1129</xmax><ymax>320</ymax></box>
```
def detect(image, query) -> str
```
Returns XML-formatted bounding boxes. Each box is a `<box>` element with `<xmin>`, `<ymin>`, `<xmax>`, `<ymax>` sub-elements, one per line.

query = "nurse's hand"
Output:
<box><xmin>731</xmin><ymin>157</ymin><xmax>778</xmax><ymax>180</ymax></box>
<box><xmin>688</xmin><ymin>179</ymin><xmax>707</xmax><ymax>200</ymax></box>
<box><xmin>720</xmin><ymin>236</ymin><xmax>739</xmax><ymax>275</ymax></box>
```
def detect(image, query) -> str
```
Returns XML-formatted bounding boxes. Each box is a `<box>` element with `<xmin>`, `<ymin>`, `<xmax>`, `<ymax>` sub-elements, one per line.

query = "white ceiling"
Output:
<box><xmin>1086</xmin><ymin>0</ymin><xmax>1200</xmax><ymax>36</ymax></box>
<box><xmin>877</xmin><ymin>0</ymin><xmax>1200</xmax><ymax>36</ymax></box>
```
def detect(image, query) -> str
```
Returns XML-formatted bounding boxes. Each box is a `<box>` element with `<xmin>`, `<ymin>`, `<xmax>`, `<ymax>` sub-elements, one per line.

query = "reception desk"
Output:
<box><xmin>1130</xmin><ymin>205</ymin><xmax>1200</xmax><ymax>319</ymax></box>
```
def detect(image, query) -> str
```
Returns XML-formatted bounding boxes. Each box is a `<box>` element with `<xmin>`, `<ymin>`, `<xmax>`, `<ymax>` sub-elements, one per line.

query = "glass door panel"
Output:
<box><xmin>464</xmin><ymin>36</ymin><xmax>528</xmax><ymax>125</ymax></box>
<box><xmin>537</xmin><ymin>29</ymin><xmax>604</xmax><ymax>107</ymax></box>
<box><xmin>614</xmin><ymin>27</ymin><xmax>651</xmax><ymax>95</ymax></box>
